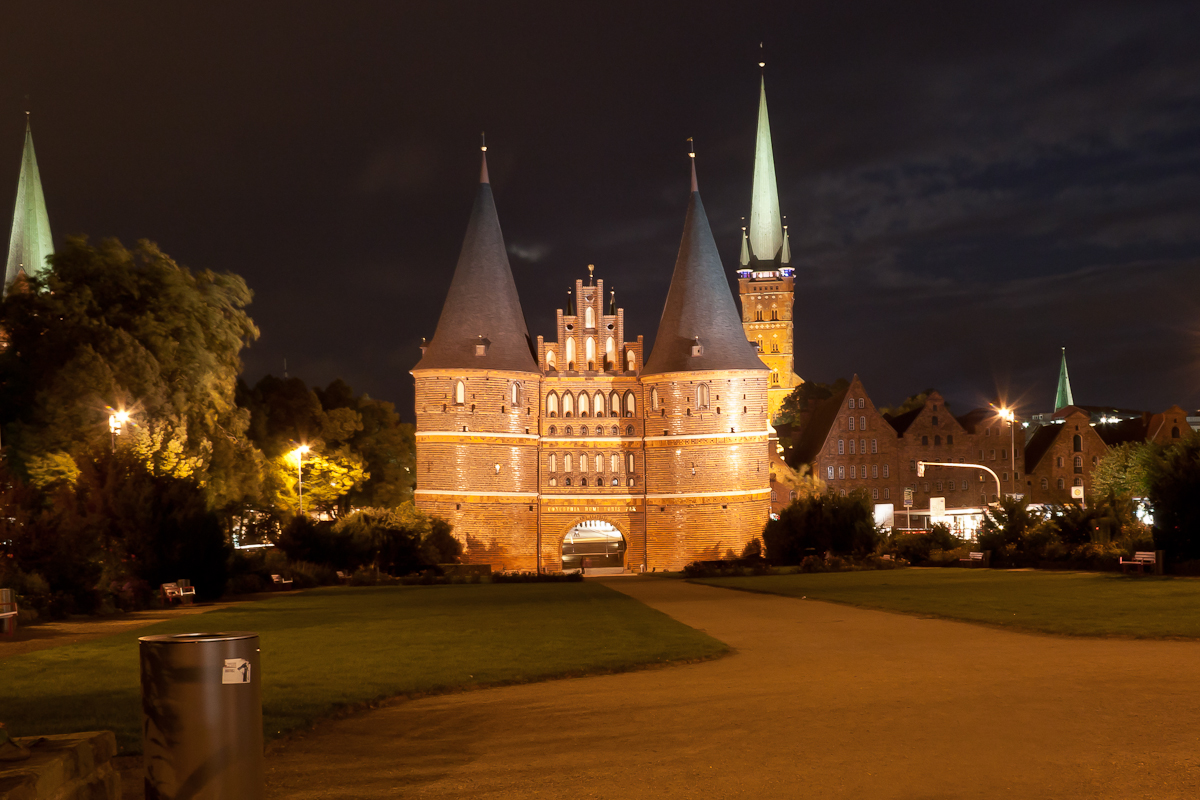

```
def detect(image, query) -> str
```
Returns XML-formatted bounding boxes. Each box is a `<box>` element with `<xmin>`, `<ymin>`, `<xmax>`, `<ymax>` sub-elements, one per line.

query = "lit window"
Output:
<box><xmin>827</xmin><ymin>466</ymin><xmax>834</xmax><ymax>479</ymax></box>
<box><xmin>547</xmin><ymin>393</ymin><xmax>559</xmax><ymax>417</ymax></box>
<box><xmin>549</xmin><ymin>454</ymin><xmax>557</xmax><ymax>472</ymax></box>
<box><xmin>838</xmin><ymin>466</ymin><xmax>845</xmax><ymax>479</ymax></box>
<box><xmin>455</xmin><ymin>381</ymin><xmax>465</xmax><ymax>405</ymax></box>
<box><xmin>624</xmin><ymin>391</ymin><xmax>636</xmax><ymax>417</ymax></box>
<box><xmin>511</xmin><ymin>382</ymin><xmax>521</xmax><ymax>405</ymax></box>
<box><xmin>651</xmin><ymin>387</ymin><xmax>659</xmax><ymax>410</ymax></box>
<box><xmin>697</xmin><ymin>383</ymin><xmax>710</xmax><ymax>409</ymax></box>
<box><xmin>594</xmin><ymin>391</ymin><xmax>606</xmax><ymax>417</ymax></box>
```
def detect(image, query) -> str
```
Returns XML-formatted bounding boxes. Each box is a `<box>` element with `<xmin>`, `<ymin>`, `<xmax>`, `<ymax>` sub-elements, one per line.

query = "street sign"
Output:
<box><xmin>1071</xmin><ymin>486</ymin><xmax>1084</xmax><ymax>500</ymax></box>
<box><xmin>929</xmin><ymin>497</ymin><xmax>946</xmax><ymax>520</ymax></box>
<box><xmin>903</xmin><ymin>488</ymin><xmax>913</xmax><ymax>508</ymax></box>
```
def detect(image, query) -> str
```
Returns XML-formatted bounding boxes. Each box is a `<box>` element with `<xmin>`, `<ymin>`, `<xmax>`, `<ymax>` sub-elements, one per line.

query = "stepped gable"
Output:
<box><xmin>414</xmin><ymin>152</ymin><xmax>537</xmax><ymax>373</ymax></box>
<box><xmin>643</xmin><ymin>157</ymin><xmax>767</xmax><ymax>375</ymax></box>
<box><xmin>6</xmin><ymin>116</ymin><xmax>54</xmax><ymax>293</ymax></box>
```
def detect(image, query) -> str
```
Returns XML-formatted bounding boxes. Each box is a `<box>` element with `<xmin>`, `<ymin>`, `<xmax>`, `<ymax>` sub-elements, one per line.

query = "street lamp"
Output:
<box><xmin>918</xmin><ymin>460</ymin><xmax>1003</xmax><ymax>507</ymax></box>
<box><xmin>292</xmin><ymin>445</ymin><xmax>310</xmax><ymax>514</ymax></box>
<box><xmin>109</xmin><ymin>410</ymin><xmax>130</xmax><ymax>453</ymax></box>
<box><xmin>998</xmin><ymin>407</ymin><xmax>1017</xmax><ymax>498</ymax></box>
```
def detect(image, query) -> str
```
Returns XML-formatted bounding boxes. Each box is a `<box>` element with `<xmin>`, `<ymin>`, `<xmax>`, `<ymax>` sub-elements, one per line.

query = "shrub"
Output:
<box><xmin>763</xmin><ymin>491</ymin><xmax>879</xmax><ymax>565</ymax></box>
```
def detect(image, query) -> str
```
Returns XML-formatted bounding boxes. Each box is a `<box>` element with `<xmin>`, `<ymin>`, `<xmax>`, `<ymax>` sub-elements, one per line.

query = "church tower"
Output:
<box><xmin>736</xmin><ymin>73</ymin><xmax>802</xmax><ymax>421</ymax></box>
<box><xmin>5</xmin><ymin>115</ymin><xmax>53</xmax><ymax>295</ymax></box>
<box><xmin>411</xmin><ymin>146</ymin><xmax>542</xmax><ymax>571</ymax></box>
<box><xmin>1054</xmin><ymin>347</ymin><xmax>1074</xmax><ymax>411</ymax></box>
<box><xmin>641</xmin><ymin>151</ymin><xmax>772</xmax><ymax>568</ymax></box>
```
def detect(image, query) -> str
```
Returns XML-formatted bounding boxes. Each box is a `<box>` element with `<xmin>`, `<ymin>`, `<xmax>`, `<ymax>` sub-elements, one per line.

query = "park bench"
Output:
<box><xmin>161</xmin><ymin>581</ymin><xmax>197</xmax><ymax>606</ymax></box>
<box><xmin>958</xmin><ymin>551</ymin><xmax>989</xmax><ymax>567</ymax></box>
<box><xmin>176</xmin><ymin>579</ymin><xmax>196</xmax><ymax>604</ymax></box>
<box><xmin>271</xmin><ymin>574</ymin><xmax>294</xmax><ymax>589</ymax></box>
<box><xmin>1</xmin><ymin>588</ymin><xmax>17</xmax><ymax>637</ymax></box>
<box><xmin>336</xmin><ymin>570</ymin><xmax>351</xmax><ymax>584</ymax></box>
<box><xmin>1120</xmin><ymin>551</ymin><xmax>1158</xmax><ymax>575</ymax></box>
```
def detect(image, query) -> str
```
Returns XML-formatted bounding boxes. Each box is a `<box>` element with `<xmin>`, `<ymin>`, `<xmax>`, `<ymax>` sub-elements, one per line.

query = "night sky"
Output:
<box><xmin>4</xmin><ymin>1</ymin><xmax>1200</xmax><ymax>420</ymax></box>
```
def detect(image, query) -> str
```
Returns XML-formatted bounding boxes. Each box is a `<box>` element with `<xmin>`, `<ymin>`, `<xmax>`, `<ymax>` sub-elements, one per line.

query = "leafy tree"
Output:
<box><xmin>776</xmin><ymin>378</ymin><xmax>849</xmax><ymax>425</ymax></box>
<box><xmin>978</xmin><ymin>496</ymin><xmax>1039</xmax><ymax>552</ymax></box>
<box><xmin>762</xmin><ymin>491</ymin><xmax>878</xmax><ymax>564</ymax></box>
<box><xmin>1144</xmin><ymin>433</ymin><xmax>1200</xmax><ymax>562</ymax></box>
<box><xmin>1092</xmin><ymin>442</ymin><xmax>1153</xmax><ymax>501</ymax></box>
<box><xmin>878</xmin><ymin>389</ymin><xmax>938</xmax><ymax>419</ymax></box>
<box><xmin>0</xmin><ymin>237</ymin><xmax>260</xmax><ymax>515</ymax></box>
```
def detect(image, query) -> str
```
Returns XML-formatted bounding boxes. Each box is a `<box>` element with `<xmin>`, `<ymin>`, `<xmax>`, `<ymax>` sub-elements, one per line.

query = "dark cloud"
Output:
<box><xmin>2</xmin><ymin>0</ymin><xmax>1198</xmax><ymax>418</ymax></box>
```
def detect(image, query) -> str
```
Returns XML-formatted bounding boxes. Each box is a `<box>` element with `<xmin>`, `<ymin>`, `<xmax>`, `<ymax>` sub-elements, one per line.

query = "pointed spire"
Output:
<box><xmin>6</xmin><ymin>114</ymin><xmax>54</xmax><ymax>293</ymax></box>
<box><xmin>781</xmin><ymin>222</ymin><xmax>791</xmax><ymax>265</ymax></box>
<box><xmin>413</xmin><ymin>147</ymin><xmax>537</xmax><ymax>373</ymax></box>
<box><xmin>1055</xmin><ymin>347</ymin><xmax>1074</xmax><ymax>411</ymax></box>
<box><xmin>479</xmin><ymin>132</ymin><xmax>489</xmax><ymax>183</ymax></box>
<box><xmin>748</xmin><ymin>76</ymin><xmax>783</xmax><ymax>263</ymax></box>
<box><xmin>566</xmin><ymin>288</ymin><xmax>575</xmax><ymax>316</ymax></box>
<box><xmin>608</xmin><ymin>288</ymin><xmax>616</xmax><ymax>315</ymax></box>
<box><xmin>643</xmin><ymin>154</ymin><xmax>768</xmax><ymax>376</ymax></box>
<box><xmin>739</xmin><ymin>223</ymin><xmax>750</xmax><ymax>267</ymax></box>
<box><xmin>688</xmin><ymin>138</ymin><xmax>698</xmax><ymax>192</ymax></box>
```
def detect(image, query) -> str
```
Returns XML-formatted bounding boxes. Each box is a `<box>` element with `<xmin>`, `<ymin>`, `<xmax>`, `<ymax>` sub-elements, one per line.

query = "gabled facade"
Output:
<box><xmin>1023</xmin><ymin>406</ymin><xmax>1108</xmax><ymax>505</ymax></box>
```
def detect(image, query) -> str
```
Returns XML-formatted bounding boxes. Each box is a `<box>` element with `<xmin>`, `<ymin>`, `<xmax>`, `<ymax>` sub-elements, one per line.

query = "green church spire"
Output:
<box><xmin>5</xmin><ymin>115</ymin><xmax>54</xmax><ymax>293</ymax></box>
<box><xmin>748</xmin><ymin>76</ymin><xmax>784</xmax><ymax>264</ymax></box>
<box><xmin>1055</xmin><ymin>347</ymin><xmax>1074</xmax><ymax>411</ymax></box>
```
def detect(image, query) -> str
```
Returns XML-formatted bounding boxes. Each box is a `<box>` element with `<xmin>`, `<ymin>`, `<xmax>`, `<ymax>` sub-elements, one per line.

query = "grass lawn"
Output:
<box><xmin>1</xmin><ymin>581</ymin><xmax>724</xmax><ymax>752</ymax></box>
<box><xmin>695</xmin><ymin>569</ymin><xmax>1200</xmax><ymax>638</ymax></box>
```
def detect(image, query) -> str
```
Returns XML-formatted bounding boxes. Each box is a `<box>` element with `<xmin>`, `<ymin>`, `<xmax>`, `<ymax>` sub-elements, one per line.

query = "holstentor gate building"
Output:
<box><xmin>412</xmin><ymin>78</ymin><xmax>802</xmax><ymax>572</ymax></box>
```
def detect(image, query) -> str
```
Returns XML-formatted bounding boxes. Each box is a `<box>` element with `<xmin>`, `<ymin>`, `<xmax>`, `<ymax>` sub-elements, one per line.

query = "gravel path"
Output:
<box><xmin>263</xmin><ymin>577</ymin><xmax>1200</xmax><ymax>799</ymax></box>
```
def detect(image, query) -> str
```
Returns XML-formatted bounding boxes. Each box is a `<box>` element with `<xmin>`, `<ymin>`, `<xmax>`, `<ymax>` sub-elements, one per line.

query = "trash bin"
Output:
<box><xmin>139</xmin><ymin>632</ymin><xmax>263</xmax><ymax>800</ymax></box>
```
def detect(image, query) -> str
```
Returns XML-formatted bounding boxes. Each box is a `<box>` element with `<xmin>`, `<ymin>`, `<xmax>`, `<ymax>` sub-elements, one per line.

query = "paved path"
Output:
<box><xmin>265</xmin><ymin>577</ymin><xmax>1198</xmax><ymax>798</ymax></box>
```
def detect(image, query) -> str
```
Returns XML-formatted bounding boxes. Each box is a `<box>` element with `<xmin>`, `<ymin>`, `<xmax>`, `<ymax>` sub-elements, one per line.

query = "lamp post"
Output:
<box><xmin>998</xmin><ymin>408</ymin><xmax>1017</xmax><ymax>498</ymax></box>
<box><xmin>918</xmin><ymin>460</ymin><xmax>1003</xmax><ymax>507</ymax></box>
<box><xmin>293</xmin><ymin>445</ymin><xmax>310</xmax><ymax>514</ymax></box>
<box><xmin>109</xmin><ymin>410</ymin><xmax>130</xmax><ymax>453</ymax></box>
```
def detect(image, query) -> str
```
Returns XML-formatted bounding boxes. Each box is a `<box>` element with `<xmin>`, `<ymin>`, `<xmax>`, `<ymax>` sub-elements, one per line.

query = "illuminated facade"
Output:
<box><xmin>411</xmin><ymin>151</ymin><xmax>771</xmax><ymax>572</ymax></box>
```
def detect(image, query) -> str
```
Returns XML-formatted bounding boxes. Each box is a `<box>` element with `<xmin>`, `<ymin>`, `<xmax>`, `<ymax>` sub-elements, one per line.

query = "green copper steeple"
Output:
<box><xmin>748</xmin><ymin>77</ymin><xmax>784</xmax><ymax>264</ymax></box>
<box><xmin>1054</xmin><ymin>347</ymin><xmax>1074</xmax><ymax>411</ymax></box>
<box><xmin>5</xmin><ymin>116</ymin><xmax>53</xmax><ymax>293</ymax></box>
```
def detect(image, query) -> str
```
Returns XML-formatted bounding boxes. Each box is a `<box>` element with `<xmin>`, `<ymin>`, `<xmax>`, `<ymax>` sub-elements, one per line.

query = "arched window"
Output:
<box><xmin>455</xmin><ymin>381</ymin><xmax>465</xmax><ymax>405</ymax></box>
<box><xmin>511</xmin><ymin>382</ymin><xmax>521</xmax><ymax>406</ymax></box>
<box><xmin>626</xmin><ymin>425</ymin><xmax>634</xmax><ymax>436</ymax></box>
<box><xmin>566</xmin><ymin>338</ymin><xmax>576</xmax><ymax>369</ymax></box>
<box><xmin>1073</xmin><ymin>434</ymin><xmax>1082</xmax><ymax>452</ymax></box>
<box><xmin>1074</xmin><ymin>455</ymin><xmax>1083</xmax><ymax>473</ymax></box>
<box><xmin>579</xmin><ymin>393</ymin><xmax>590</xmax><ymax>417</ymax></box>
<box><xmin>564</xmin><ymin>477</ymin><xmax>571</xmax><ymax>486</ymax></box>
<box><xmin>858</xmin><ymin>399</ymin><xmax>866</xmax><ymax>409</ymax></box>
<box><xmin>563</xmin><ymin>393</ymin><xmax>574</xmax><ymax>417</ymax></box>
<box><xmin>564</xmin><ymin>454</ymin><xmax>573</xmax><ymax>472</ymax></box>
<box><xmin>1074</xmin><ymin>477</ymin><xmax>1083</xmax><ymax>486</ymax></box>
<box><xmin>585</xmin><ymin>337</ymin><xmax>596</xmax><ymax>369</ymax></box>
<box><xmin>651</xmin><ymin>387</ymin><xmax>659</xmax><ymax>410</ymax></box>
<box><xmin>605</xmin><ymin>337</ymin><xmax>615</xmax><ymax>369</ymax></box>
<box><xmin>585</xmin><ymin>307</ymin><xmax>595</xmax><ymax>329</ymax></box>
<box><xmin>547</xmin><ymin>392</ymin><xmax>559</xmax><ymax>417</ymax></box>
<box><xmin>849</xmin><ymin>417</ymin><xmax>856</xmax><ymax>431</ymax></box>
<box><xmin>1041</xmin><ymin>477</ymin><xmax>1048</xmax><ymax>489</ymax></box>
<box><xmin>771</xmin><ymin>370</ymin><xmax>779</xmax><ymax>385</ymax></box>
<box><xmin>771</xmin><ymin>341</ymin><xmax>779</xmax><ymax>353</ymax></box>
<box><xmin>756</xmin><ymin>336</ymin><xmax>763</xmax><ymax>352</ymax></box>
<box><xmin>549</xmin><ymin>425</ymin><xmax>557</xmax><ymax>435</ymax></box>
<box><xmin>595</xmin><ymin>454</ymin><xmax>603</xmax><ymax>472</ymax></box>
<box><xmin>580</xmin><ymin>426</ymin><xmax>588</xmax><ymax>436</ymax></box>
<box><xmin>771</xmin><ymin>308</ymin><xmax>779</xmax><ymax>320</ymax></box>
<box><xmin>1057</xmin><ymin>477</ymin><xmax>1065</xmax><ymax>489</ymax></box>
<box><xmin>565</xmin><ymin>426</ymin><xmax>573</xmax><ymax>435</ymax></box>
<box><xmin>579</xmin><ymin>453</ymin><xmax>588</xmax><ymax>472</ymax></box>
<box><xmin>934</xmin><ymin>435</ymin><xmax>941</xmax><ymax>446</ymax></box>
<box><xmin>580</xmin><ymin>478</ymin><xmax>588</xmax><ymax>487</ymax></box>
<box><xmin>549</xmin><ymin>454</ymin><xmax>557</xmax><ymax>472</ymax></box>
<box><xmin>697</xmin><ymin>383</ymin><xmax>710</xmax><ymax>409</ymax></box>
<box><xmin>624</xmin><ymin>391</ymin><xmax>636</xmax><ymax>417</ymax></box>
<box><xmin>594</xmin><ymin>391</ymin><xmax>605</xmax><ymax>418</ymax></box>
<box><xmin>611</xmin><ymin>426</ymin><xmax>619</xmax><ymax>436</ymax></box>
<box><xmin>860</xmin><ymin>416</ymin><xmax>866</xmax><ymax>430</ymax></box>
<box><xmin>626</xmin><ymin>453</ymin><xmax>634</xmax><ymax>473</ymax></box>
<box><xmin>1056</xmin><ymin>456</ymin><xmax>1064</xmax><ymax>468</ymax></box>
<box><xmin>1172</xmin><ymin>426</ymin><xmax>1181</xmax><ymax>438</ymax></box>
<box><xmin>546</xmin><ymin>349</ymin><xmax>557</xmax><ymax>370</ymax></box>
<box><xmin>626</xmin><ymin>350</ymin><xmax>636</xmax><ymax>371</ymax></box>
<box><xmin>611</xmin><ymin>454</ymin><xmax>619</xmax><ymax>473</ymax></box>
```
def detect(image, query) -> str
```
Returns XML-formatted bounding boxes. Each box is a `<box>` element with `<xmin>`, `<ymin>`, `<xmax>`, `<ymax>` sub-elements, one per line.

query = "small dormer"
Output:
<box><xmin>475</xmin><ymin>336</ymin><xmax>491</xmax><ymax>357</ymax></box>
<box><xmin>691</xmin><ymin>337</ymin><xmax>704</xmax><ymax>358</ymax></box>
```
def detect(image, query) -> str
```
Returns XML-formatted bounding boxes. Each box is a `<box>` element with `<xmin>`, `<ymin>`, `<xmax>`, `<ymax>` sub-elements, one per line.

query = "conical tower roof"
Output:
<box><xmin>644</xmin><ymin>156</ymin><xmax>767</xmax><ymax>376</ymax></box>
<box><xmin>1054</xmin><ymin>347</ymin><xmax>1074</xmax><ymax>411</ymax></box>
<box><xmin>413</xmin><ymin>152</ymin><xmax>537</xmax><ymax>373</ymax></box>
<box><xmin>748</xmin><ymin>77</ymin><xmax>783</xmax><ymax>264</ymax></box>
<box><xmin>6</xmin><ymin>117</ymin><xmax>53</xmax><ymax>293</ymax></box>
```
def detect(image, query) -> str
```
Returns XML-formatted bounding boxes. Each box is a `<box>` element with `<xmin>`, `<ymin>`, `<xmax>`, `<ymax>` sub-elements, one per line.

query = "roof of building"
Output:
<box><xmin>643</xmin><ymin>158</ymin><xmax>768</xmax><ymax>376</ymax></box>
<box><xmin>5</xmin><ymin>117</ymin><xmax>53</xmax><ymax>293</ymax></box>
<box><xmin>1055</xmin><ymin>347</ymin><xmax>1074</xmax><ymax>411</ymax></box>
<box><xmin>1096</xmin><ymin>416</ymin><xmax>1149</xmax><ymax>447</ymax></box>
<box><xmin>790</xmin><ymin>382</ymin><xmax>852</xmax><ymax>466</ymax></box>
<box><xmin>1023</xmin><ymin>423</ymin><xmax>1059</xmax><ymax>474</ymax></box>
<box><xmin>885</xmin><ymin>407</ymin><xmax>922</xmax><ymax>435</ymax></box>
<box><xmin>413</xmin><ymin>153</ymin><xmax>538</xmax><ymax>374</ymax></box>
<box><xmin>748</xmin><ymin>77</ymin><xmax>784</xmax><ymax>265</ymax></box>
